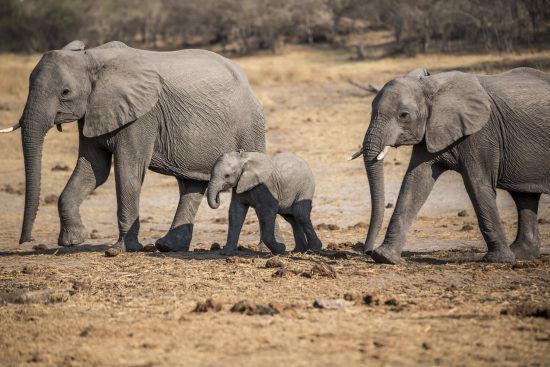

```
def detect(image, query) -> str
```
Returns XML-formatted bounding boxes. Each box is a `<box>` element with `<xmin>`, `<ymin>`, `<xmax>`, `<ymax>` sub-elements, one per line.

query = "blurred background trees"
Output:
<box><xmin>0</xmin><ymin>0</ymin><xmax>548</xmax><ymax>55</ymax></box>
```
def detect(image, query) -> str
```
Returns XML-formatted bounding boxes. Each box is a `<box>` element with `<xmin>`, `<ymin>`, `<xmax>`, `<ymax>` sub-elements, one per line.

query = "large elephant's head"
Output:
<box><xmin>207</xmin><ymin>151</ymin><xmax>273</xmax><ymax>209</ymax></box>
<box><xmin>0</xmin><ymin>40</ymin><xmax>162</xmax><ymax>243</ymax></box>
<box><xmin>351</xmin><ymin>68</ymin><xmax>491</xmax><ymax>252</ymax></box>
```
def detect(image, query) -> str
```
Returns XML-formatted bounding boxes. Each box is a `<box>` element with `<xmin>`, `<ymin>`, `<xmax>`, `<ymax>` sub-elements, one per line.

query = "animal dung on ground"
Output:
<box><xmin>363</xmin><ymin>293</ymin><xmax>380</xmax><ymax>306</ymax></box>
<box><xmin>265</xmin><ymin>257</ymin><xmax>284</xmax><ymax>268</ymax></box>
<box><xmin>193</xmin><ymin>299</ymin><xmax>222</xmax><ymax>313</ymax></box>
<box><xmin>348</xmin><ymin>222</ymin><xmax>368</xmax><ymax>230</ymax></box>
<box><xmin>51</xmin><ymin>164</ymin><xmax>70</xmax><ymax>172</ymax></box>
<box><xmin>313</xmin><ymin>298</ymin><xmax>348</xmax><ymax>309</ymax></box>
<box><xmin>1</xmin><ymin>184</ymin><xmax>23</xmax><ymax>195</ymax></box>
<box><xmin>0</xmin><ymin>289</ymin><xmax>70</xmax><ymax>304</ymax></box>
<box><xmin>43</xmin><ymin>194</ymin><xmax>58</xmax><ymax>205</ymax></box>
<box><xmin>316</xmin><ymin>223</ymin><xmax>340</xmax><ymax>231</ymax></box>
<box><xmin>538</xmin><ymin>218</ymin><xmax>549</xmax><ymax>224</ymax></box>
<box><xmin>272</xmin><ymin>267</ymin><xmax>287</xmax><ymax>277</ymax></box>
<box><xmin>310</xmin><ymin>263</ymin><xmax>337</xmax><ymax>278</ymax></box>
<box><xmin>457</xmin><ymin>210</ymin><xmax>469</xmax><ymax>217</ymax></box>
<box><xmin>461</xmin><ymin>224</ymin><xmax>474</xmax><ymax>231</ymax></box>
<box><xmin>385</xmin><ymin>202</ymin><xmax>394</xmax><ymax>209</ymax></box>
<box><xmin>105</xmin><ymin>247</ymin><xmax>121</xmax><ymax>257</ymax></box>
<box><xmin>384</xmin><ymin>298</ymin><xmax>399</xmax><ymax>306</ymax></box>
<box><xmin>230</xmin><ymin>300</ymin><xmax>279</xmax><ymax>316</ymax></box>
<box><xmin>210</xmin><ymin>242</ymin><xmax>221</xmax><ymax>251</ymax></box>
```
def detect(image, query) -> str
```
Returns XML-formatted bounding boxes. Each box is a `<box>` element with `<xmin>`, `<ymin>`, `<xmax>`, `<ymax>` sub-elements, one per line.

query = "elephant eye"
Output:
<box><xmin>399</xmin><ymin>111</ymin><xmax>410</xmax><ymax>120</ymax></box>
<box><xmin>61</xmin><ymin>88</ymin><xmax>71</xmax><ymax>97</ymax></box>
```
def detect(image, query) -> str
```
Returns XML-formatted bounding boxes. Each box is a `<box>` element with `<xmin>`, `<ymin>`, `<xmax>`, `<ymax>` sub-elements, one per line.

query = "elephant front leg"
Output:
<box><xmin>463</xmin><ymin>176</ymin><xmax>514</xmax><ymax>263</ymax></box>
<box><xmin>509</xmin><ymin>192</ymin><xmax>541</xmax><ymax>260</ymax></box>
<box><xmin>58</xmin><ymin>143</ymin><xmax>112</xmax><ymax>246</ymax></box>
<box><xmin>156</xmin><ymin>179</ymin><xmax>207</xmax><ymax>252</ymax></box>
<box><xmin>112</xmin><ymin>157</ymin><xmax>149</xmax><ymax>252</ymax></box>
<box><xmin>221</xmin><ymin>197</ymin><xmax>249</xmax><ymax>256</ymax></box>
<box><xmin>372</xmin><ymin>161</ymin><xmax>443</xmax><ymax>264</ymax></box>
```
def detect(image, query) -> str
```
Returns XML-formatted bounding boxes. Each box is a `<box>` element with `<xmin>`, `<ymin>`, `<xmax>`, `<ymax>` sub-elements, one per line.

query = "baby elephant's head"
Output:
<box><xmin>207</xmin><ymin>151</ymin><xmax>273</xmax><ymax>209</ymax></box>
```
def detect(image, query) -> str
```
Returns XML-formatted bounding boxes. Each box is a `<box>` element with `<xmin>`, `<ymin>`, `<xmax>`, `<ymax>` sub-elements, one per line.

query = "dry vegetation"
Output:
<box><xmin>0</xmin><ymin>45</ymin><xmax>549</xmax><ymax>366</ymax></box>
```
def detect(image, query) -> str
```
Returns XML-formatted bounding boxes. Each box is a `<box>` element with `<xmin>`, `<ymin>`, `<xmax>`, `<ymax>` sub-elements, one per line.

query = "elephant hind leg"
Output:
<box><xmin>292</xmin><ymin>201</ymin><xmax>322</xmax><ymax>252</ymax></box>
<box><xmin>281</xmin><ymin>214</ymin><xmax>307</xmax><ymax>253</ymax></box>
<box><xmin>510</xmin><ymin>191</ymin><xmax>541</xmax><ymax>260</ymax></box>
<box><xmin>155</xmin><ymin>179</ymin><xmax>207</xmax><ymax>252</ymax></box>
<box><xmin>58</xmin><ymin>144</ymin><xmax>112</xmax><ymax>246</ymax></box>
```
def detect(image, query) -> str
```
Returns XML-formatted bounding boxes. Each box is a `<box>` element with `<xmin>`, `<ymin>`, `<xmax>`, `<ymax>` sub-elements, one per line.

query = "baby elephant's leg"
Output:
<box><xmin>282</xmin><ymin>214</ymin><xmax>308</xmax><ymax>252</ymax></box>
<box><xmin>293</xmin><ymin>201</ymin><xmax>322</xmax><ymax>252</ymax></box>
<box><xmin>222</xmin><ymin>197</ymin><xmax>249</xmax><ymax>256</ymax></box>
<box><xmin>256</xmin><ymin>206</ymin><xmax>286</xmax><ymax>255</ymax></box>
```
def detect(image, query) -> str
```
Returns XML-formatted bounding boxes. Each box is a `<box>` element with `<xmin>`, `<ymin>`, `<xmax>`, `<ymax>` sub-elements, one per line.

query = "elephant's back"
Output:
<box><xmin>273</xmin><ymin>153</ymin><xmax>315</xmax><ymax>206</ymax></box>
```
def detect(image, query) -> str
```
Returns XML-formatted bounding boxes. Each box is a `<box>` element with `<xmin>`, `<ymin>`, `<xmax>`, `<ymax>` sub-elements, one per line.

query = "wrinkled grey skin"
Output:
<box><xmin>5</xmin><ymin>40</ymin><xmax>266</xmax><ymax>252</ymax></box>
<box><xmin>355</xmin><ymin>67</ymin><xmax>550</xmax><ymax>264</ymax></box>
<box><xmin>207</xmin><ymin>151</ymin><xmax>322</xmax><ymax>255</ymax></box>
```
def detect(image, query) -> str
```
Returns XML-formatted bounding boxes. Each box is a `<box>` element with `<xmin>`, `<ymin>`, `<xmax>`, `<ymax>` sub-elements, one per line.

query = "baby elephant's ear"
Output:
<box><xmin>236</xmin><ymin>156</ymin><xmax>274</xmax><ymax>194</ymax></box>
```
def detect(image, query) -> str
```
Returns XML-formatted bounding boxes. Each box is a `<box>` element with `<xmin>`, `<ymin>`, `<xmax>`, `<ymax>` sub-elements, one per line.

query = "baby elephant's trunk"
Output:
<box><xmin>207</xmin><ymin>180</ymin><xmax>222</xmax><ymax>209</ymax></box>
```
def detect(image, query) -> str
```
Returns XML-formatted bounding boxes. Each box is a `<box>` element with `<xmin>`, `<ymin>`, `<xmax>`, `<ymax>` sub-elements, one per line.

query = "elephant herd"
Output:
<box><xmin>1</xmin><ymin>41</ymin><xmax>549</xmax><ymax>265</ymax></box>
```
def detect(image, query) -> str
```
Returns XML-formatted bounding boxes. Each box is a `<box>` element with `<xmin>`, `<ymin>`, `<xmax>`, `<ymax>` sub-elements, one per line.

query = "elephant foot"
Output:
<box><xmin>371</xmin><ymin>246</ymin><xmax>402</xmax><ymax>264</ymax></box>
<box><xmin>220</xmin><ymin>246</ymin><xmax>237</xmax><ymax>256</ymax></box>
<box><xmin>155</xmin><ymin>226</ymin><xmax>192</xmax><ymax>252</ymax></box>
<box><xmin>482</xmin><ymin>247</ymin><xmax>515</xmax><ymax>263</ymax></box>
<box><xmin>113</xmin><ymin>238</ymin><xmax>143</xmax><ymax>252</ymax></box>
<box><xmin>58</xmin><ymin>224</ymin><xmax>88</xmax><ymax>247</ymax></box>
<box><xmin>266</xmin><ymin>242</ymin><xmax>286</xmax><ymax>255</ymax></box>
<box><xmin>510</xmin><ymin>241</ymin><xmax>539</xmax><ymax>261</ymax></box>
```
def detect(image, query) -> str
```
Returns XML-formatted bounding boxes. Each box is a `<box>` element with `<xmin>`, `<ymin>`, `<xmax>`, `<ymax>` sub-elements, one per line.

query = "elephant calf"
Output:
<box><xmin>207</xmin><ymin>151</ymin><xmax>322</xmax><ymax>255</ymax></box>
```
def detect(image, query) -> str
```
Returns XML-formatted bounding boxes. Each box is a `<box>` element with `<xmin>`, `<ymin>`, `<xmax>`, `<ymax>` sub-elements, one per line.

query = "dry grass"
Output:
<box><xmin>0</xmin><ymin>45</ymin><xmax>549</xmax><ymax>366</ymax></box>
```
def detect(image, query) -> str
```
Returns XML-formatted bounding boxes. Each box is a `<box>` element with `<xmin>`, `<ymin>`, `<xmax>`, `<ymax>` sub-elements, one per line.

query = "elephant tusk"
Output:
<box><xmin>0</xmin><ymin>123</ymin><xmax>21</xmax><ymax>133</ymax></box>
<box><xmin>348</xmin><ymin>147</ymin><xmax>364</xmax><ymax>160</ymax></box>
<box><xmin>376</xmin><ymin>146</ymin><xmax>391</xmax><ymax>160</ymax></box>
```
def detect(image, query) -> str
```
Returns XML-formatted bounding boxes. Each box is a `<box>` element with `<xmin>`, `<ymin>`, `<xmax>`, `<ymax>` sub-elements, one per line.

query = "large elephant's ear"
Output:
<box><xmin>83</xmin><ymin>49</ymin><xmax>162</xmax><ymax>137</ymax></box>
<box><xmin>424</xmin><ymin>71</ymin><xmax>491</xmax><ymax>153</ymax></box>
<box><xmin>236</xmin><ymin>154</ymin><xmax>273</xmax><ymax>194</ymax></box>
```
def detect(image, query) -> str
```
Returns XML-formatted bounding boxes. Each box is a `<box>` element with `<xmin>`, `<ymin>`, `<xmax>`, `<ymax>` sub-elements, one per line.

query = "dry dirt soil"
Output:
<box><xmin>0</xmin><ymin>45</ymin><xmax>549</xmax><ymax>366</ymax></box>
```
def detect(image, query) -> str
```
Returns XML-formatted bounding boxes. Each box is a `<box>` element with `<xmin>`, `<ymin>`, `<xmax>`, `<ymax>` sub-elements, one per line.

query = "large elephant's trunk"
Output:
<box><xmin>362</xmin><ymin>124</ymin><xmax>388</xmax><ymax>253</ymax></box>
<box><xmin>19</xmin><ymin>105</ymin><xmax>50</xmax><ymax>243</ymax></box>
<box><xmin>207</xmin><ymin>180</ymin><xmax>222</xmax><ymax>209</ymax></box>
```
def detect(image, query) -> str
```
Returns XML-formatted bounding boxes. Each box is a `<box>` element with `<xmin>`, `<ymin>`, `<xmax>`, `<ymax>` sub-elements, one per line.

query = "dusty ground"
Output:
<box><xmin>0</xmin><ymin>44</ymin><xmax>549</xmax><ymax>366</ymax></box>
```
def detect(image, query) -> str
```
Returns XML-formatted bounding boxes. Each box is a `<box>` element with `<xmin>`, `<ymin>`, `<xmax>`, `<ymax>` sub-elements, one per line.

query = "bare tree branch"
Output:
<box><xmin>347</xmin><ymin>79</ymin><xmax>379</xmax><ymax>94</ymax></box>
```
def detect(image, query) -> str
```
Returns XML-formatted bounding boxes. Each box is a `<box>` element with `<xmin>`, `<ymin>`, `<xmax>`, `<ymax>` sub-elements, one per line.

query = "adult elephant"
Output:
<box><xmin>351</xmin><ymin>67</ymin><xmax>550</xmax><ymax>264</ymax></box>
<box><xmin>0</xmin><ymin>40</ymin><xmax>266</xmax><ymax>252</ymax></box>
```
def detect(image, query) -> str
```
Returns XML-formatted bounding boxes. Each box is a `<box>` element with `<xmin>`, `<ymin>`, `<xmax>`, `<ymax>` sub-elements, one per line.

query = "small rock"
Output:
<box><xmin>300</xmin><ymin>271</ymin><xmax>312</xmax><ymax>278</ymax></box>
<box><xmin>230</xmin><ymin>300</ymin><xmax>279</xmax><ymax>316</ymax></box>
<box><xmin>384</xmin><ymin>298</ymin><xmax>399</xmax><ymax>306</ymax></box>
<box><xmin>141</xmin><ymin>244</ymin><xmax>157</xmax><ymax>253</ymax></box>
<box><xmin>272</xmin><ymin>267</ymin><xmax>287</xmax><ymax>277</ymax></box>
<box><xmin>265</xmin><ymin>257</ymin><xmax>284</xmax><ymax>268</ymax></box>
<box><xmin>422</xmin><ymin>342</ymin><xmax>431</xmax><ymax>350</ymax></box>
<box><xmin>105</xmin><ymin>247</ymin><xmax>121</xmax><ymax>257</ymax></box>
<box><xmin>90</xmin><ymin>232</ymin><xmax>101</xmax><ymax>239</ymax></box>
<box><xmin>310</xmin><ymin>263</ymin><xmax>336</xmax><ymax>278</ymax></box>
<box><xmin>193</xmin><ymin>298</ymin><xmax>222</xmax><ymax>313</ymax></box>
<box><xmin>44</xmin><ymin>194</ymin><xmax>58</xmax><ymax>205</ymax></box>
<box><xmin>51</xmin><ymin>164</ymin><xmax>70</xmax><ymax>172</ymax></box>
<box><xmin>226</xmin><ymin>257</ymin><xmax>254</xmax><ymax>264</ymax></box>
<box><xmin>80</xmin><ymin>326</ymin><xmax>94</xmax><ymax>337</ymax></box>
<box><xmin>363</xmin><ymin>293</ymin><xmax>380</xmax><ymax>306</ymax></box>
<box><xmin>538</xmin><ymin>218</ymin><xmax>549</xmax><ymax>224</ymax></box>
<box><xmin>458</xmin><ymin>210</ymin><xmax>468</xmax><ymax>217</ymax></box>
<box><xmin>385</xmin><ymin>202</ymin><xmax>394</xmax><ymax>209</ymax></box>
<box><xmin>213</xmin><ymin>217</ymin><xmax>228</xmax><ymax>224</ymax></box>
<box><xmin>313</xmin><ymin>298</ymin><xmax>348</xmax><ymax>309</ymax></box>
<box><xmin>461</xmin><ymin>224</ymin><xmax>474</xmax><ymax>231</ymax></box>
<box><xmin>32</xmin><ymin>244</ymin><xmax>48</xmax><ymax>252</ymax></box>
<box><xmin>210</xmin><ymin>242</ymin><xmax>221</xmax><ymax>251</ymax></box>
<box><xmin>348</xmin><ymin>222</ymin><xmax>368</xmax><ymax>230</ymax></box>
